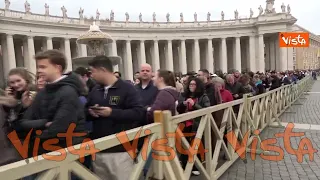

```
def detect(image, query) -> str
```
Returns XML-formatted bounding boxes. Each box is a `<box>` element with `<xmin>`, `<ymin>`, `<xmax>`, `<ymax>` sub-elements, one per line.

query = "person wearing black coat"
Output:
<box><xmin>270</xmin><ymin>75</ymin><xmax>281</xmax><ymax>91</ymax></box>
<box><xmin>23</xmin><ymin>50</ymin><xmax>87</xmax><ymax>157</ymax></box>
<box><xmin>23</xmin><ymin>72</ymin><xmax>87</xmax><ymax>156</ymax></box>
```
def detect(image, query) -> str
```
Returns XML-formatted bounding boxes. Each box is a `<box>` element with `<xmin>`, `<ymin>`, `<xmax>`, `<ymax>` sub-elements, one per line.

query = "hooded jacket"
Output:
<box><xmin>147</xmin><ymin>87</ymin><xmax>179</xmax><ymax>123</ymax></box>
<box><xmin>23</xmin><ymin>72</ymin><xmax>87</xmax><ymax>155</ymax></box>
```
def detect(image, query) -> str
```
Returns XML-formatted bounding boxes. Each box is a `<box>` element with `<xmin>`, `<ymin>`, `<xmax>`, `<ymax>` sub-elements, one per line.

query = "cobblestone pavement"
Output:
<box><xmin>217</xmin><ymin>80</ymin><xmax>320</xmax><ymax>180</ymax></box>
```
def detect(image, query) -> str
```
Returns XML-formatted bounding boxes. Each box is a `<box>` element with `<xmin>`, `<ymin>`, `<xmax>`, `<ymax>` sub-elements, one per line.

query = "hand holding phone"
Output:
<box><xmin>5</xmin><ymin>87</ymin><xmax>14</xmax><ymax>96</ymax></box>
<box><xmin>88</xmin><ymin>104</ymin><xmax>100</xmax><ymax>118</ymax></box>
<box><xmin>90</xmin><ymin>106</ymin><xmax>103</xmax><ymax>110</ymax></box>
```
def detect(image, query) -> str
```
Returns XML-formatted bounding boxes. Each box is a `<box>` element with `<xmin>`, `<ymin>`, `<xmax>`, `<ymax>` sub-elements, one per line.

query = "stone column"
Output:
<box><xmin>234</xmin><ymin>37</ymin><xmax>241</xmax><ymax>72</ymax></box>
<box><xmin>23</xmin><ymin>38</ymin><xmax>29</xmax><ymax>70</ymax></box>
<box><xmin>220</xmin><ymin>38</ymin><xmax>227</xmax><ymax>73</ymax></box>
<box><xmin>111</xmin><ymin>40</ymin><xmax>119</xmax><ymax>71</ymax></box>
<box><xmin>138</xmin><ymin>40</ymin><xmax>146</xmax><ymax>65</ymax></box>
<box><xmin>46</xmin><ymin>37</ymin><xmax>53</xmax><ymax>50</ymax></box>
<box><xmin>42</xmin><ymin>39</ymin><xmax>47</xmax><ymax>51</ymax></box>
<box><xmin>258</xmin><ymin>34</ymin><xmax>265</xmax><ymax>72</ymax></box>
<box><xmin>206</xmin><ymin>39</ymin><xmax>214</xmax><ymax>73</ymax></box>
<box><xmin>125</xmin><ymin>40</ymin><xmax>133</xmax><ymax>80</ymax></box>
<box><xmin>6</xmin><ymin>34</ymin><xmax>17</xmax><ymax>71</ymax></box>
<box><xmin>280</xmin><ymin>47</ymin><xmax>287</xmax><ymax>71</ymax></box>
<box><xmin>269</xmin><ymin>38</ymin><xmax>276</xmax><ymax>70</ymax></box>
<box><xmin>193</xmin><ymin>39</ymin><xmax>200</xmax><ymax>72</ymax></box>
<box><xmin>173</xmin><ymin>45</ymin><xmax>179</xmax><ymax>72</ymax></box>
<box><xmin>27</xmin><ymin>36</ymin><xmax>36</xmax><ymax>74</ymax></box>
<box><xmin>152</xmin><ymin>40</ymin><xmax>160</xmax><ymax>71</ymax></box>
<box><xmin>165</xmin><ymin>40</ymin><xmax>174</xmax><ymax>71</ymax></box>
<box><xmin>14</xmin><ymin>42</ymin><xmax>24</xmax><ymax>67</ymax></box>
<box><xmin>249</xmin><ymin>36</ymin><xmax>256</xmax><ymax>72</ymax></box>
<box><xmin>1</xmin><ymin>35</ymin><xmax>9</xmax><ymax>77</ymax></box>
<box><xmin>179</xmin><ymin>40</ymin><xmax>187</xmax><ymax>74</ymax></box>
<box><xmin>64</xmin><ymin>38</ymin><xmax>72</xmax><ymax>72</ymax></box>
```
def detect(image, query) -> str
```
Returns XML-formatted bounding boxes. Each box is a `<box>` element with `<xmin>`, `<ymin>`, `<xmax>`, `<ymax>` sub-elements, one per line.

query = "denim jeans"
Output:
<box><xmin>143</xmin><ymin>152</ymin><xmax>153</xmax><ymax>176</ymax></box>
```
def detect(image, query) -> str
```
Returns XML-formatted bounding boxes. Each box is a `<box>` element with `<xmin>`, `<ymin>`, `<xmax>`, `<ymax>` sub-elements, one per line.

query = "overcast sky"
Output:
<box><xmin>1</xmin><ymin>0</ymin><xmax>319</xmax><ymax>34</ymax></box>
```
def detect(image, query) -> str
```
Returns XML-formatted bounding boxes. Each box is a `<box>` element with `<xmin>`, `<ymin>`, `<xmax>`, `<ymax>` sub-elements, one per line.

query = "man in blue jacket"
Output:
<box><xmin>86</xmin><ymin>55</ymin><xmax>146</xmax><ymax>180</ymax></box>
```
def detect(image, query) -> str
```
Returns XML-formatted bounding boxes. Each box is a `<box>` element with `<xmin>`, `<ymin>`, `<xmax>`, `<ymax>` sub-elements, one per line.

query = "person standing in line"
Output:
<box><xmin>135</xmin><ymin>63</ymin><xmax>158</xmax><ymax>109</ymax></box>
<box><xmin>146</xmin><ymin>70</ymin><xmax>179</xmax><ymax>122</ymax></box>
<box><xmin>176</xmin><ymin>77</ymin><xmax>210</xmax><ymax>176</ymax></box>
<box><xmin>225</xmin><ymin>74</ymin><xmax>245</xmax><ymax>100</ymax></box>
<box><xmin>74</xmin><ymin>67</ymin><xmax>96</xmax><ymax>93</ymax></box>
<box><xmin>86</xmin><ymin>55</ymin><xmax>145</xmax><ymax>180</ymax></box>
<box><xmin>197</xmin><ymin>69</ymin><xmax>221</xmax><ymax>105</ymax></box>
<box><xmin>135</xmin><ymin>63</ymin><xmax>158</xmax><ymax>175</ymax></box>
<box><xmin>23</xmin><ymin>50</ymin><xmax>87</xmax><ymax>154</ymax></box>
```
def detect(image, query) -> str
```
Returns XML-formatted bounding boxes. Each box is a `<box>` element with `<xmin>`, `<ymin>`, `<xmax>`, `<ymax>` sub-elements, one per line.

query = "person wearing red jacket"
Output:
<box><xmin>213</xmin><ymin>77</ymin><xmax>233</xmax><ymax>103</ymax></box>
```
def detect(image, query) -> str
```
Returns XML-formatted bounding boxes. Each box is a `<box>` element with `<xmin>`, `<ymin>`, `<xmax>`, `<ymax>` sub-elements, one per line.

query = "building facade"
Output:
<box><xmin>291</xmin><ymin>25</ymin><xmax>320</xmax><ymax>70</ymax></box>
<box><xmin>0</xmin><ymin>1</ymin><xmax>298</xmax><ymax>86</ymax></box>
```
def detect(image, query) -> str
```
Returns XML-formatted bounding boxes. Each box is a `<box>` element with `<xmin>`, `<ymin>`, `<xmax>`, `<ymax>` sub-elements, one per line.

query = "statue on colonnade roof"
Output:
<box><xmin>61</xmin><ymin>6</ymin><xmax>67</xmax><ymax>18</ymax></box>
<box><xmin>281</xmin><ymin>3</ymin><xmax>286</xmax><ymax>13</ymax></box>
<box><xmin>265</xmin><ymin>0</ymin><xmax>276</xmax><ymax>14</ymax></box>
<box><xmin>258</xmin><ymin>5</ymin><xmax>263</xmax><ymax>15</ymax></box>
<box><xmin>24</xmin><ymin>1</ymin><xmax>30</xmax><ymax>13</ymax></box>
<box><xmin>110</xmin><ymin>10</ymin><xmax>114</xmax><ymax>21</ymax></box>
<box><xmin>96</xmin><ymin>9</ymin><xmax>100</xmax><ymax>20</ymax></box>
<box><xmin>207</xmin><ymin>12</ymin><xmax>211</xmax><ymax>21</ymax></box>
<box><xmin>287</xmin><ymin>4</ymin><xmax>291</xmax><ymax>14</ymax></box>
<box><xmin>166</xmin><ymin>13</ymin><xmax>170</xmax><ymax>22</ymax></box>
<box><xmin>250</xmin><ymin>8</ymin><xmax>253</xmax><ymax>18</ymax></box>
<box><xmin>45</xmin><ymin>3</ymin><xmax>49</xmax><ymax>16</ymax></box>
<box><xmin>5</xmin><ymin>0</ymin><xmax>10</xmax><ymax>10</ymax></box>
<box><xmin>180</xmin><ymin>13</ymin><xmax>184</xmax><ymax>23</ymax></box>
<box><xmin>221</xmin><ymin>11</ymin><xmax>225</xmax><ymax>20</ymax></box>
<box><xmin>234</xmin><ymin>9</ymin><xmax>238</xmax><ymax>19</ymax></box>
<box><xmin>152</xmin><ymin>12</ymin><xmax>156</xmax><ymax>23</ymax></box>
<box><xmin>194</xmin><ymin>12</ymin><xmax>197</xmax><ymax>22</ymax></box>
<box><xmin>79</xmin><ymin>7</ymin><xmax>84</xmax><ymax>19</ymax></box>
<box><xmin>139</xmin><ymin>13</ymin><xmax>143</xmax><ymax>22</ymax></box>
<box><xmin>125</xmin><ymin>12</ymin><xmax>129</xmax><ymax>22</ymax></box>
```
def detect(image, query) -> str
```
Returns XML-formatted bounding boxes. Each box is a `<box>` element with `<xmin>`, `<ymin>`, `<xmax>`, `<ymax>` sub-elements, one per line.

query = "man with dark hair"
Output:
<box><xmin>74</xmin><ymin>67</ymin><xmax>96</xmax><ymax>93</ymax></box>
<box><xmin>198</xmin><ymin>69</ymin><xmax>221</xmax><ymax>105</ymax></box>
<box><xmin>114</xmin><ymin>71</ymin><xmax>121</xmax><ymax>79</ymax></box>
<box><xmin>134</xmin><ymin>71</ymin><xmax>140</xmax><ymax>80</ymax></box>
<box><xmin>24</xmin><ymin>49</ymin><xmax>87</xmax><ymax>156</ymax></box>
<box><xmin>86</xmin><ymin>55</ymin><xmax>145</xmax><ymax>180</ymax></box>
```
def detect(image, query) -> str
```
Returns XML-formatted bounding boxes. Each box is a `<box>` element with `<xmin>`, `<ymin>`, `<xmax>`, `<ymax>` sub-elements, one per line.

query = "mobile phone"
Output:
<box><xmin>8</xmin><ymin>87</ymin><xmax>15</xmax><ymax>95</ymax></box>
<box><xmin>90</xmin><ymin>106</ymin><xmax>103</xmax><ymax>110</ymax></box>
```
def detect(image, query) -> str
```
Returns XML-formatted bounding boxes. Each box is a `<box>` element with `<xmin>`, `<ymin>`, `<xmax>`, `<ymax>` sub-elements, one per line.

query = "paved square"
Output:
<box><xmin>218</xmin><ymin>80</ymin><xmax>320</xmax><ymax>180</ymax></box>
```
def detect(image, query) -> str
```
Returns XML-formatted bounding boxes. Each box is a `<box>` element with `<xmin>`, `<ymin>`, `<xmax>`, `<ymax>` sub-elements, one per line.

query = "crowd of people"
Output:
<box><xmin>0</xmin><ymin>49</ymin><xmax>310</xmax><ymax>180</ymax></box>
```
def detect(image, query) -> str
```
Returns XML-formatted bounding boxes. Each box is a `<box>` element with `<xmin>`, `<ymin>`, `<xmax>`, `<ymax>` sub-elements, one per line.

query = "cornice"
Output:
<box><xmin>0</xmin><ymin>11</ymin><xmax>297</xmax><ymax>33</ymax></box>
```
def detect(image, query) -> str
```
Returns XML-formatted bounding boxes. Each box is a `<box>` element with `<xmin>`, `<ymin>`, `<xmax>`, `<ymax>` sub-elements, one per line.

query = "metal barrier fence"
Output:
<box><xmin>0</xmin><ymin>76</ymin><xmax>313</xmax><ymax>180</ymax></box>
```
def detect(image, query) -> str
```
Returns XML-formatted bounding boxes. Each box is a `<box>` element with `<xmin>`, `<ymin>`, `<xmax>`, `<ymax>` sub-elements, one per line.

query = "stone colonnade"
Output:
<box><xmin>0</xmin><ymin>33</ymin><xmax>291</xmax><ymax>82</ymax></box>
